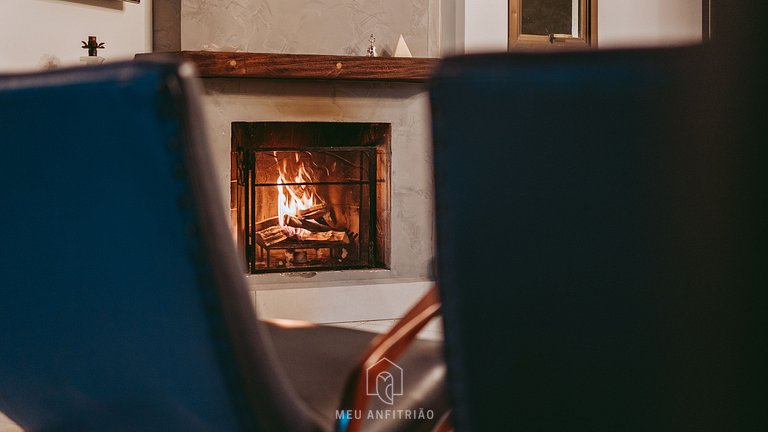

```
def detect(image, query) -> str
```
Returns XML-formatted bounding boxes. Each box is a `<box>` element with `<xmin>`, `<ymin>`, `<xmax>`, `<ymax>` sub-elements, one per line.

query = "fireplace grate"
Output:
<box><xmin>231</xmin><ymin>122</ymin><xmax>389</xmax><ymax>274</ymax></box>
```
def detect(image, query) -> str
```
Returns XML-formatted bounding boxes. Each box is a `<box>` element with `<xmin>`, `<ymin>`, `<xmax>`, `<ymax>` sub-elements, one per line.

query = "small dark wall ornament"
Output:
<box><xmin>80</xmin><ymin>36</ymin><xmax>105</xmax><ymax>66</ymax></box>
<box><xmin>82</xmin><ymin>36</ymin><xmax>105</xmax><ymax>57</ymax></box>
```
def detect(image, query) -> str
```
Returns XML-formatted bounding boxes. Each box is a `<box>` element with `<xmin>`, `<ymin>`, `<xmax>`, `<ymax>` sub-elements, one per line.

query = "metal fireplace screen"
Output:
<box><xmin>232</xmin><ymin>122</ymin><xmax>389</xmax><ymax>274</ymax></box>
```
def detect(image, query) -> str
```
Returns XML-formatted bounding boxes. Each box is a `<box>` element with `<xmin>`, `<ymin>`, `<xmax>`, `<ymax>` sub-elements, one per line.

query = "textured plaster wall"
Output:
<box><xmin>154</xmin><ymin>0</ymin><xmax>182</xmax><ymax>51</ymax></box>
<box><xmin>198</xmin><ymin>79</ymin><xmax>435</xmax><ymax>284</ymax></box>
<box><xmin>181</xmin><ymin>0</ymin><xmax>438</xmax><ymax>57</ymax></box>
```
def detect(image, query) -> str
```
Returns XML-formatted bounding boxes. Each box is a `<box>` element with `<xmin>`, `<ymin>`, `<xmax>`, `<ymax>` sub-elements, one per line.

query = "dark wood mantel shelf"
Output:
<box><xmin>137</xmin><ymin>51</ymin><xmax>440</xmax><ymax>83</ymax></box>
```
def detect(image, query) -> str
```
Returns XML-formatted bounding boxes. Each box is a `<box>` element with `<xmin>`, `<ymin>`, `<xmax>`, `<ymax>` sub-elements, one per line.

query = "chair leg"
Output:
<box><xmin>431</xmin><ymin>410</ymin><xmax>453</xmax><ymax>432</ymax></box>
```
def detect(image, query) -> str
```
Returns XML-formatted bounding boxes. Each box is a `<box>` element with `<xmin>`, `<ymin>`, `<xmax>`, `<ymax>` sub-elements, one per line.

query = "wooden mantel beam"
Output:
<box><xmin>136</xmin><ymin>51</ymin><xmax>440</xmax><ymax>83</ymax></box>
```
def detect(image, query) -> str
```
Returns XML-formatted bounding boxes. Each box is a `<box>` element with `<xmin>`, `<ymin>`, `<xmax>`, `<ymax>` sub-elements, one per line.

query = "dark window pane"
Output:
<box><xmin>521</xmin><ymin>0</ymin><xmax>578</xmax><ymax>36</ymax></box>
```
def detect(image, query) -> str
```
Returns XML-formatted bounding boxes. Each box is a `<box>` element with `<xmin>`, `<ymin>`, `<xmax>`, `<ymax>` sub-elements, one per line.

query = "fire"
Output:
<box><xmin>276</xmin><ymin>154</ymin><xmax>320</xmax><ymax>226</ymax></box>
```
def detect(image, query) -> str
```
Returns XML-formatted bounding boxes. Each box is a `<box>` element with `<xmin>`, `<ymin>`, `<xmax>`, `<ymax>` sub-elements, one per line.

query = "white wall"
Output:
<box><xmin>0</xmin><ymin>0</ymin><xmax>704</xmax><ymax>73</ymax></box>
<box><xmin>464</xmin><ymin>0</ymin><xmax>508</xmax><ymax>53</ymax></box>
<box><xmin>599</xmin><ymin>0</ymin><xmax>702</xmax><ymax>48</ymax></box>
<box><xmin>0</xmin><ymin>0</ymin><xmax>152</xmax><ymax>72</ymax></box>
<box><xmin>455</xmin><ymin>0</ymin><xmax>702</xmax><ymax>53</ymax></box>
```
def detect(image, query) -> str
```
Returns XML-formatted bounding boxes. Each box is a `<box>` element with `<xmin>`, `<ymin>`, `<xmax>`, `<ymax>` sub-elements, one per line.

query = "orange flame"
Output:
<box><xmin>276</xmin><ymin>154</ymin><xmax>320</xmax><ymax>226</ymax></box>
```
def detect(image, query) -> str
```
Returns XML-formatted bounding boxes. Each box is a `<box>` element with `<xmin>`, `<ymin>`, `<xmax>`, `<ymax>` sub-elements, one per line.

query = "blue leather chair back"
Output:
<box><xmin>430</xmin><ymin>39</ymin><xmax>765</xmax><ymax>432</ymax></box>
<box><xmin>0</xmin><ymin>61</ymin><xmax>314</xmax><ymax>431</ymax></box>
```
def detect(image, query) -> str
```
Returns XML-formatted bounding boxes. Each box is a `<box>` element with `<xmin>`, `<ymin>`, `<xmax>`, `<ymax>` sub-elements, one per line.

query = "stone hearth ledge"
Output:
<box><xmin>251</xmin><ymin>277</ymin><xmax>435</xmax><ymax>324</ymax></box>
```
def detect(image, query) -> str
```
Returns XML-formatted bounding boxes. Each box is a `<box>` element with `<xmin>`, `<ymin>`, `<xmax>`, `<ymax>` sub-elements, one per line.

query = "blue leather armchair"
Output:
<box><xmin>0</xmin><ymin>60</ymin><xmax>448</xmax><ymax>432</ymax></box>
<box><xmin>429</xmin><ymin>3</ymin><xmax>765</xmax><ymax>431</ymax></box>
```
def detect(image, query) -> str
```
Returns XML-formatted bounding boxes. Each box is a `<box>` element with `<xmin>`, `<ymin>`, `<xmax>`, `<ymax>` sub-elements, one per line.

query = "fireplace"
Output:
<box><xmin>231</xmin><ymin>122</ymin><xmax>390</xmax><ymax>274</ymax></box>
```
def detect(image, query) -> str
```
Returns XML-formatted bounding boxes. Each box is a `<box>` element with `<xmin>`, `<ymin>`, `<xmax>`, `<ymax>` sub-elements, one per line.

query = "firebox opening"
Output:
<box><xmin>231</xmin><ymin>122</ymin><xmax>390</xmax><ymax>274</ymax></box>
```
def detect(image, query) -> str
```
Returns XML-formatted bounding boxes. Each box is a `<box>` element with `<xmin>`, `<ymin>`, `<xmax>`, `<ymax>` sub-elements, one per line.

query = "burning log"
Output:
<box><xmin>255</xmin><ymin>224</ymin><xmax>348</xmax><ymax>247</ymax></box>
<box><xmin>255</xmin><ymin>225</ymin><xmax>287</xmax><ymax>247</ymax></box>
<box><xmin>290</xmin><ymin>216</ymin><xmax>333</xmax><ymax>232</ymax></box>
<box><xmin>280</xmin><ymin>225</ymin><xmax>313</xmax><ymax>240</ymax></box>
<box><xmin>256</xmin><ymin>225</ymin><xmax>312</xmax><ymax>246</ymax></box>
<box><xmin>254</xmin><ymin>217</ymin><xmax>279</xmax><ymax>232</ymax></box>
<box><xmin>298</xmin><ymin>203</ymin><xmax>328</xmax><ymax>219</ymax></box>
<box><xmin>255</xmin><ymin>214</ymin><xmax>333</xmax><ymax>233</ymax></box>
<box><xmin>303</xmin><ymin>231</ymin><xmax>347</xmax><ymax>242</ymax></box>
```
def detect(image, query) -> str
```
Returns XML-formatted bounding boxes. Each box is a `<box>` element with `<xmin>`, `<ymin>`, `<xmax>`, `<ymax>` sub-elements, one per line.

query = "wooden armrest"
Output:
<box><xmin>336</xmin><ymin>284</ymin><xmax>441</xmax><ymax>432</ymax></box>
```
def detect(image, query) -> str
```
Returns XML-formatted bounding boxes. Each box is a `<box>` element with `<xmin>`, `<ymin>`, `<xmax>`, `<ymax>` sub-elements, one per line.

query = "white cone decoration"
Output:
<box><xmin>394</xmin><ymin>34</ymin><xmax>412</xmax><ymax>58</ymax></box>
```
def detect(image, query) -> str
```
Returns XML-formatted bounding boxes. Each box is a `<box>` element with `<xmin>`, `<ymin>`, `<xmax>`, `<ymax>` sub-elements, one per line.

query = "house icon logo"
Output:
<box><xmin>366</xmin><ymin>358</ymin><xmax>403</xmax><ymax>405</ymax></box>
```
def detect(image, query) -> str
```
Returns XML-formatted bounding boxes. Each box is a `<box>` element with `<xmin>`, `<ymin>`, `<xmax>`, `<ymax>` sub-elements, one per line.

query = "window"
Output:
<box><xmin>509</xmin><ymin>0</ymin><xmax>597</xmax><ymax>49</ymax></box>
